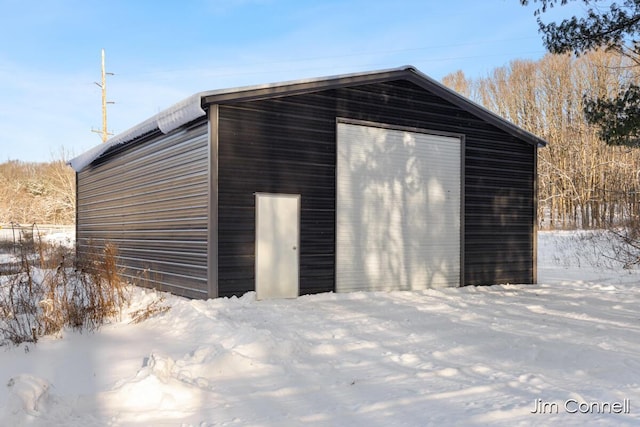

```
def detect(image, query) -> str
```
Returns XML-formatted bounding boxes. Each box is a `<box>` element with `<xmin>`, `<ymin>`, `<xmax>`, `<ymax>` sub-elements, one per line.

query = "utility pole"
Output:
<box><xmin>92</xmin><ymin>48</ymin><xmax>114</xmax><ymax>143</ymax></box>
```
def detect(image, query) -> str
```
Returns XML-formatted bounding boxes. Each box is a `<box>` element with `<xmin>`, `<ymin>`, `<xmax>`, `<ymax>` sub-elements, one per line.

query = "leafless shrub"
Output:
<box><xmin>606</xmin><ymin>217</ymin><xmax>640</xmax><ymax>269</ymax></box>
<box><xmin>554</xmin><ymin>226</ymin><xmax>640</xmax><ymax>271</ymax></box>
<box><xmin>74</xmin><ymin>242</ymin><xmax>129</xmax><ymax>330</ymax></box>
<box><xmin>0</xmin><ymin>237</ymin><xmax>129</xmax><ymax>345</ymax></box>
<box><xmin>1</xmin><ymin>231</ymin><xmax>174</xmax><ymax>345</ymax></box>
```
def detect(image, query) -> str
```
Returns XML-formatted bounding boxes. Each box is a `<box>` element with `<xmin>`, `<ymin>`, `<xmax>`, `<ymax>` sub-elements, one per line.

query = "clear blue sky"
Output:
<box><xmin>0</xmin><ymin>0</ymin><xmax>583</xmax><ymax>163</ymax></box>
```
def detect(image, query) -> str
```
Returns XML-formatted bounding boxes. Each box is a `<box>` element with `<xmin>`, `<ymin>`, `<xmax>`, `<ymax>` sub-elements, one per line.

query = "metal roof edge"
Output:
<box><xmin>69</xmin><ymin>66</ymin><xmax>415</xmax><ymax>172</ymax></box>
<box><xmin>69</xmin><ymin>65</ymin><xmax>546</xmax><ymax>172</ymax></box>
<box><xmin>403</xmin><ymin>67</ymin><xmax>548</xmax><ymax>148</ymax></box>
<box><xmin>200</xmin><ymin>65</ymin><xmax>415</xmax><ymax>104</ymax></box>
<box><xmin>200</xmin><ymin>64</ymin><xmax>547</xmax><ymax>147</ymax></box>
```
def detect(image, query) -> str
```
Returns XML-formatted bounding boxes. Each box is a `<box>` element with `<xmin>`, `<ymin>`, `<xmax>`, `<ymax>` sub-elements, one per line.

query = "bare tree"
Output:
<box><xmin>0</xmin><ymin>153</ymin><xmax>75</xmax><ymax>225</ymax></box>
<box><xmin>442</xmin><ymin>50</ymin><xmax>640</xmax><ymax>232</ymax></box>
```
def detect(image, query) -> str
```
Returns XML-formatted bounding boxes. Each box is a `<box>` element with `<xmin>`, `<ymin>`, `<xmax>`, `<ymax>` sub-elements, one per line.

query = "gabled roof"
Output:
<box><xmin>69</xmin><ymin>65</ymin><xmax>547</xmax><ymax>172</ymax></box>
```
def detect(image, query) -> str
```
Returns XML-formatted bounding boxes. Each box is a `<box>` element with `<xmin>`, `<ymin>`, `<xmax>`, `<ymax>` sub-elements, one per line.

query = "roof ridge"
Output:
<box><xmin>69</xmin><ymin>65</ymin><xmax>546</xmax><ymax>172</ymax></box>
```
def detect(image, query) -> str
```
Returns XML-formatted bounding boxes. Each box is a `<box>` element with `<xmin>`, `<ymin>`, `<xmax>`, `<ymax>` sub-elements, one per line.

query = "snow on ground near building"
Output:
<box><xmin>0</xmin><ymin>231</ymin><xmax>639</xmax><ymax>426</ymax></box>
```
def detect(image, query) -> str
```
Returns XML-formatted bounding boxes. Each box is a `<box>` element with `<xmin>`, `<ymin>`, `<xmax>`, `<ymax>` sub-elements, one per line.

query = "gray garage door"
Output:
<box><xmin>336</xmin><ymin>120</ymin><xmax>462</xmax><ymax>292</ymax></box>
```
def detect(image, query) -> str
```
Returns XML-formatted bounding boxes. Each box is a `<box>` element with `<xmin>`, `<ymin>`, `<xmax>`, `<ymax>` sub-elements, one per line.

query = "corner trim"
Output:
<box><xmin>207</xmin><ymin>105</ymin><xmax>219</xmax><ymax>298</ymax></box>
<box><xmin>532</xmin><ymin>144</ymin><xmax>538</xmax><ymax>285</ymax></box>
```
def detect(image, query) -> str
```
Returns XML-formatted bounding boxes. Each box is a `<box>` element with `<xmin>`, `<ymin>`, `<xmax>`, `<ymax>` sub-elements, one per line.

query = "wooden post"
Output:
<box><xmin>92</xmin><ymin>48</ymin><xmax>114</xmax><ymax>143</ymax></box>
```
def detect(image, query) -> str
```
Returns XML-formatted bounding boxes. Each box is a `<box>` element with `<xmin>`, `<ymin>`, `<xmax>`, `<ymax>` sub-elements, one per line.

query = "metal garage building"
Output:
<box><xmin>70</xmin><ymin>66</ymin><xmax>547</xmax><ymax>299</ymax></box>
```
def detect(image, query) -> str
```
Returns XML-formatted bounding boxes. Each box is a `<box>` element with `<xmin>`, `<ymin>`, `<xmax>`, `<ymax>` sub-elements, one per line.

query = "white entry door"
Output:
<box><xmin>255</xmin><ymin>193</ymin><xmax>300</xmax><ymax>300</ymax></box>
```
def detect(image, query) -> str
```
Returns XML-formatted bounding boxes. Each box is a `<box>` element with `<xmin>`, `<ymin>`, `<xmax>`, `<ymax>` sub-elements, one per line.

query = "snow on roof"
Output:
<box><xmin>68</xmin><ymin>92</ymin><xmax>207</xmax><ymax>172</ymax></box>
<box><xmin>69</xmin><ymin>67</ymin><xmax>407</xmax><ymax>172</ymax></box>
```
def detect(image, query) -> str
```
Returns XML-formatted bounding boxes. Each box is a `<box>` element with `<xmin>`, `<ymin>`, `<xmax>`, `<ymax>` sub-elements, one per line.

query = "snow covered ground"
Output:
<box><xmin>0</xmin><ymin>231</ymin><xmax>639</xmax><ymax>426</ymax></box>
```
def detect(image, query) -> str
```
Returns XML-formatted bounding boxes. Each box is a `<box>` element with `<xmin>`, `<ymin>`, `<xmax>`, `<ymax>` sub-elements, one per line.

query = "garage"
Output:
<box><xmin>70</xmin><ymin>66</ymin><xmax>546</xmax><ymax>299</ymax></box>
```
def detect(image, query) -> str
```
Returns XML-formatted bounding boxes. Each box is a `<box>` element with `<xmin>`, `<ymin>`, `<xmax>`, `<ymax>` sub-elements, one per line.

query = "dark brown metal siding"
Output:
<box><xmin>76</xmin><ymin>120</ymin><xmax>209</xmax><ymax>299</ymax></box>
<box><xmin>464</xmin><ymin>139</ymin><xmax>535</xmax><ymax>285</ymax></box>
<box><xmin>217</xmin><ymin>103</ymin><xmax>335</xmax><ymax>297</ymax></box>
<box><xmin>216</xmin><ymin>80</ymin><xmax>536</xmax><ymax>297</ymax></box>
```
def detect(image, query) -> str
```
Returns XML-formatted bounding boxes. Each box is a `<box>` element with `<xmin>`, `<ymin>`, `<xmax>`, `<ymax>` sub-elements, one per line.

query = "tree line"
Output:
<box><xmin>443</xmin><ymin>50</ymin><xmax>640</xmax><ymax>229</ymax></box>
<box><xmin>2</xmin><ymin>53</ymin><xmax>639</xmax><ymax>231</ymax></box>
<box><xmin>0</xmin><ymin>159</ymin><xmax>75</xmax><ymax>225</ymax></box>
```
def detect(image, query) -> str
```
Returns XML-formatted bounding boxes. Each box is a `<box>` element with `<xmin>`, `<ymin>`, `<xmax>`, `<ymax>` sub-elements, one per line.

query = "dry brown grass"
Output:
<box><xmin>0</xmin><ymin>237</ymin><xmax>129</xmax><ymax>345</ymax></box>
<box><xmin>129</xmin><ymin>295</ymin><xmax>171</xmax><ymax>324</ymax></box>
